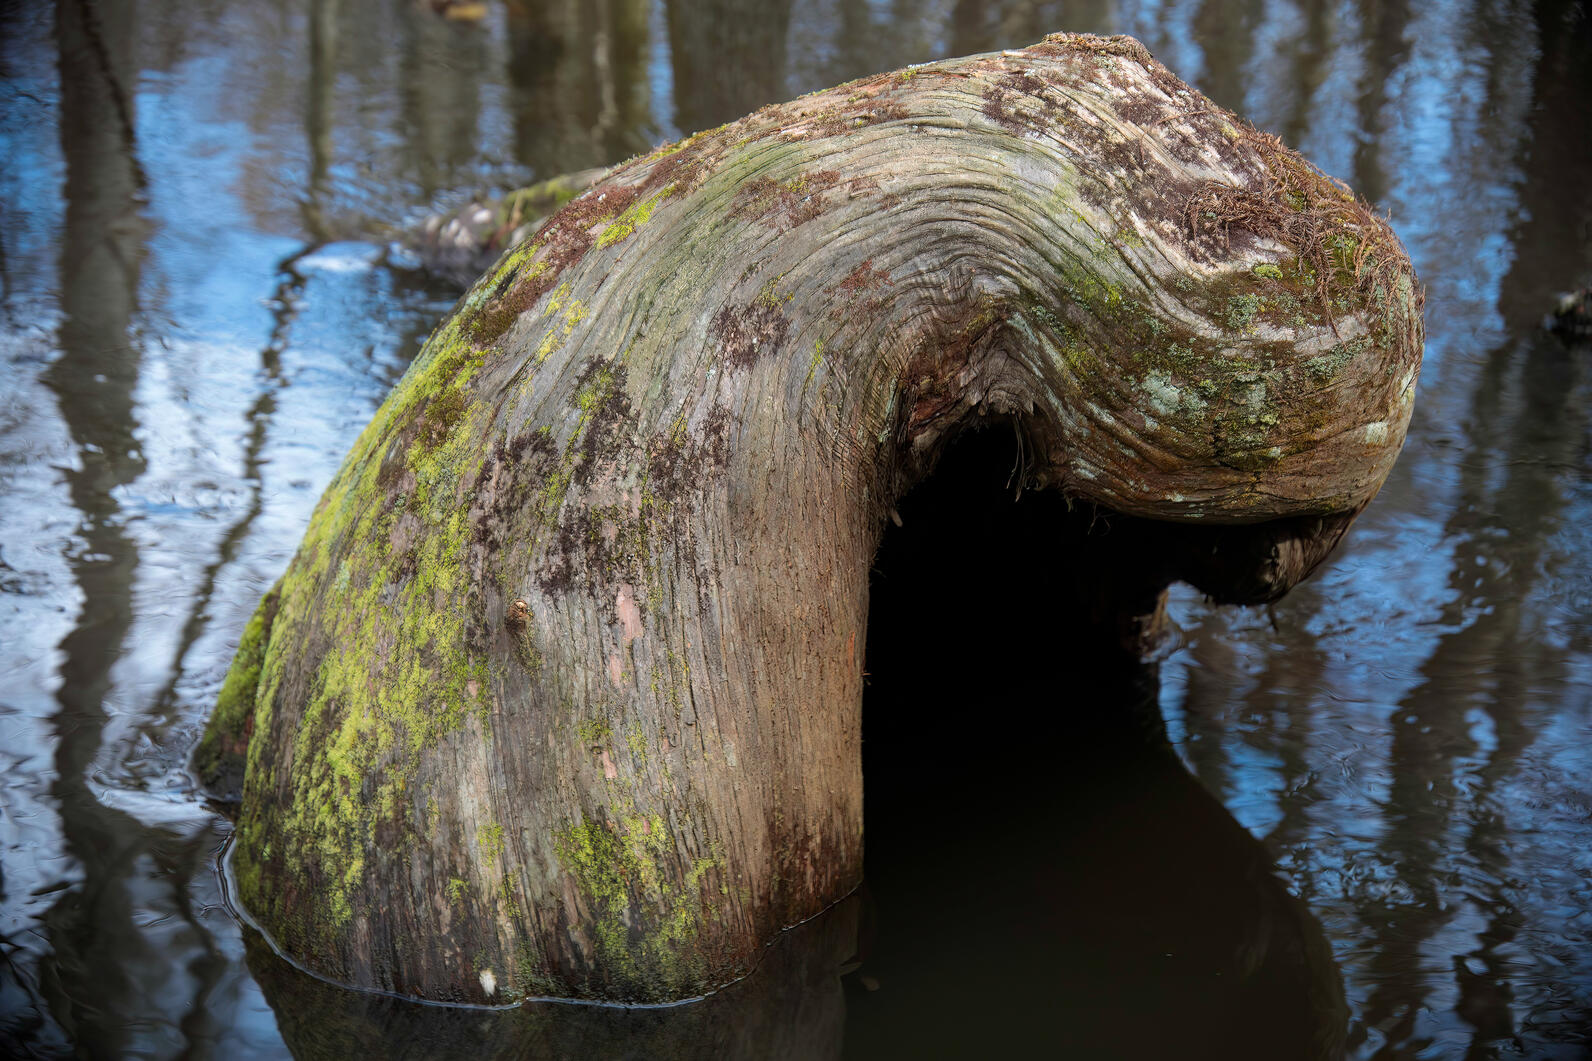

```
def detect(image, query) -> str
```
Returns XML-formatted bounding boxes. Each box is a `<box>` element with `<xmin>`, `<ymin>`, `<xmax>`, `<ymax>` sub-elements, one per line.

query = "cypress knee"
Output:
<box><xmin>200</xmin><ymin>33</ymin><xmax>1422</xmax><ymax>1004</ymax></box>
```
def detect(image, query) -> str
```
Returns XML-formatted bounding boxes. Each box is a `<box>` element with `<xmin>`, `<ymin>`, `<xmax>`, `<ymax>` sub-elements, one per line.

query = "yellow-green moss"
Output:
<box><xmin>194</xmin><ymin>584</ymin><xmax>280</xmax><ymax>789</ymax></box>
<box><xmin>626</xmin><ymin>725</ymin><xmax>648</xmax><ymax>764</ymax></box>
<box><xmin>577</xmin><ymin>718</ymin><xmax>613</xmax><ymax>746</ymax></box>
<box><xmin>234</xmin><ymin>301</ymin><xmax>506</xmax><ymax>941</ymax></box>
<box><xmin>533</xmin><ymin>283</ymin><xmax>588</xmax><ymax>365</ymax></box>
<box><xmin>479</xmin><ymin>821</ymin><xmax>505</xmax><ymax>866</ymax></box>
<box><xmin>499</xmin><ymin>869</ymin><xmax>521</xmax><ymax>919</ymax></box>
<box><xmin>804</xmin><ymin>338</ymin><xmax>825</xmax><ymax>389</ymax></box>
<box><xmin>553</xmin><ymin>813</ymin><xmax>712</xmax><ymax>989</ymax></box>
<box><xmin>596</xmin><ymin>185</ymin><xmax>675</xmax><ymax>248</ymax></box>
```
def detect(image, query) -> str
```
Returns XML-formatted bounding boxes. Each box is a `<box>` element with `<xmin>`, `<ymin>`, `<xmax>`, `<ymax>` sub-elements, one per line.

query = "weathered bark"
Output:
<box><xmin>200</xmin><ymin>33</ymin><xmax>1422</xmax><ymax>1004</ymax></box>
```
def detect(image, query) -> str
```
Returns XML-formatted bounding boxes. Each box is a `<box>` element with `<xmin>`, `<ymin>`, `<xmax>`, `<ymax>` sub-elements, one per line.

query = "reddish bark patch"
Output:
<box><xmin>469</xmin><ymin>241</ymin><xmax>590</xmax><ymax>347</ymax></box>
<box><xmin>606</xmin><ymin>131</ymin><xmax>723</xmax><ymax>201</ymax></box>
<box><xmin>468</xmin><ymin>182</ymin><xmax>653</xmax><ymax>345</ymax></box>
<box><xmin>980</xmin><ymin>87</ymin><xmax>1032</xmax><ymax>136</ymax></box>
<box><xmin>730</xmin><ymin>170</ymin><xmax>843</xmax><ymax>233</ymax></box>
<box><xmin>534</xmin><ymin>549</ymin><xmax>575</xmax><ymax>597</ymax></box>
<box><xmin>534</xmin><ymin>365</ymin><xmax>645</xmax><ymax>597</ymax></box>
<box><xmin>645</xmin><ymin>402</ymin><xmax>734</xmax><ymax>506</ymax></box>
<box><xmin>845</xmin><ymin>173</ymin><xmax>882</xmax><ymax>196</ymax></box>
<box><xmin>1031</xmin><ymin>32</ymin><xmax>1155</xmax><ymax>65</ymax></box>
<box><xmin>1005</xmin><ymin>70</ymin><xmax>1049</xmax><ymax>99</ymax></box>
<box><xmin>981</xmin><ymin>66</ymin><xmax>1064</xmax><ymax>137</ymax></box>
<box><xmin>538</xmin><ymin>501</ymin><xmax>649</xmax><ymax>601</ymax></box>
<box><xmin>1115</xmin><ymin>94</ymin><xmax>1172</xmax><ymax>128</ymax></box>
<box><xmin>834</xmin><ymin>258</ymin><xmax>895</xmax><ymax>297</ymax></box>
<box><xmin>639</xmin><ymin>141</ymin><xmax>716</xmax><ymax>197</ymax></box>
<box><xmin>711</xmin><ymin>300</ymin><xmax>791</xmax><ymax>370</ymax></box>
<box><xmin>464</xmin><ymin>429</ymin><xmax>559</xmax><ymax>651</ymax></box>
<box><xmin>987</xmin><ymin>63</ymin><xmax>1090</xmax><ymax>141</ymax></box>
<box><xmin>1029</xmin><ymin>33</ymin><xmax>1189</xmax><ymax>104</ymax></box>
<box><xmin>902</xmin><ymin>319</ymin><xmax>989</xmax><ymax>438</ymax></box>
<box><xmin>470</xmin><ymin>430</ymin><xmax>557</xmax><ymax>552</ymax></box>
<box><xmin>827</xmin><ymin>259</ymin><xmax>895</xmax><ymax>322</ymax></box>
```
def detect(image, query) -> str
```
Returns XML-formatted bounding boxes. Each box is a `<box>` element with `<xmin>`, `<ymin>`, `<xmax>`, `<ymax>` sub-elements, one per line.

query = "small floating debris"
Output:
<box><xmin>1548</xmin><ymin>285</ymin><xmax>1591</xmax><ymax>340</ymax></box>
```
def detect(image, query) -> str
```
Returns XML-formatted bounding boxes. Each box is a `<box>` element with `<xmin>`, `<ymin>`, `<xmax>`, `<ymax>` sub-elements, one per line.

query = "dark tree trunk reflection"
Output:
<box><xmin>506</xmin><ymin>0</ymin><xmax>653</xmax><ymax>176</ymax></box>
<box><xmin>665</xmin><ymin>0</ymin><xmax>793</xmax><ymax>134</ymax></box>
<box><xmin>39</xmin><ymin>0</ymin><xmax>149</xmax><ymax>1055</ymax></box>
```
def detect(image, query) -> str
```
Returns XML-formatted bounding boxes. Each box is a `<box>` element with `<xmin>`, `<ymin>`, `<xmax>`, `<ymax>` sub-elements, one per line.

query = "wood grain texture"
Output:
<box><xmin>200</xmin><ymin>33</ymin><xmax>1423</xmax><ymax>1003</ymax></box>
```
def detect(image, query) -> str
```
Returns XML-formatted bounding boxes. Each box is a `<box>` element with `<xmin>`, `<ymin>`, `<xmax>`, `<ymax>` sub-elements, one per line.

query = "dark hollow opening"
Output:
<box><xmin>849</xmin><ymin>425</ymin><xmax>1349</xmax><ymax>1059</ymax></box>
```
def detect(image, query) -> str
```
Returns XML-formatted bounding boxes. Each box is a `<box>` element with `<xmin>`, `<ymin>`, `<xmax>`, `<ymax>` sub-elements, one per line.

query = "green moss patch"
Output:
<box><xmin>553</xmin><ymin>813</ymin><xmax>719</xmax><ymax>994</ymax></box>
<box><xmin>194</xmin><ymin>583</ymin><xmax>281</xmax><ymax>801</ymax></box>
<box><xmin>233</xmin><ymin>308</ymin><xmax>504</xmax><ymax>946</ymax></box>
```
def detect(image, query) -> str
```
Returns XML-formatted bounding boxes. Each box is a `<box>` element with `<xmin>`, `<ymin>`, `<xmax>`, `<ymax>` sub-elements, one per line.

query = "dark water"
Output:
<box><xmin>2</xmin><ymin>0</ymin><xmax>1590</xmax><ymax>1057</ymax></box>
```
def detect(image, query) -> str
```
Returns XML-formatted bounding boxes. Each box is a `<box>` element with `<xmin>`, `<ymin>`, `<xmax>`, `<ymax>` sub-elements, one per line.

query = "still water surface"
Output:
<box><xmin>1</xmin><ymin>0</ymin><xmax>1590</xmax><ymax>1057</ymax></box>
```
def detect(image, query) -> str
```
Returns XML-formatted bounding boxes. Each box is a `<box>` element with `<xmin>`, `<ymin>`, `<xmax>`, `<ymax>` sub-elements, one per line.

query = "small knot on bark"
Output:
<box><xmin>506</xmin><ymin>598</ymin><xmax>531</xmax><ymax>629</ymax></box>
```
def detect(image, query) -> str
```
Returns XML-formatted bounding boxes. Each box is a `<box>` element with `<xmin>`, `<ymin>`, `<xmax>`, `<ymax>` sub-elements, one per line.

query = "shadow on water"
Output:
<box><xmin>848</xmin><ymin>429</ymin><xmax>1348</xmax><ymax>1059</ymax></box>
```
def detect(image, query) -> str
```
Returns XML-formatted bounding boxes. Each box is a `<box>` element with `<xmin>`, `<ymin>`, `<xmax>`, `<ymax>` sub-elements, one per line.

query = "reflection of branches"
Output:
<box><xmin>589</xmin><ymin>2</ymin><xmax>618</xmax><ymax>144</ymax></box>
<box><xmin>144</xmin><ymin>249</ymin><xmax>310</xmax><ymax>728</ymax></box>
<box><xmin>1278</xmin><ymin>0</ymin><xmax>1332</xmax><ymax>147</ymax></box>
<box><xmin>1177</xmin><ymin>635</ymin><xmax>1241</xmax><ymax>802</ymax></box>
<box><xmin>1348</xmin><ymin>6</ymin><xmax>1592</xmax><ymax>1040</ymax></box>
<box><xmin>0</xmin><ymin>208</ymin><xmax>11</xmax><ymax>327</ymax></box>
<box><xmin>1191</xmin><ymin>0</ymin><xmax>1262</xmax><ymax>113</ymax></box>
<box><xmin>146</xmin><ymin>0</ymin><xmax>356</xmax><ymax>719</ymax></box>
<box><xmin>1495</xmin><ymin>0</ymin><xmax>1592</xmax><ymax>330</ymax></box>
<box><xmin>1361</xmin><ymin>335</ymin><xmax>1583</xmax><ymax>1053</ymax></box>
<box><xmin>142</xmin><ymin>0</ymin><xmax>341</xmax><ymax>720</ymax></box>
<box><xmin>168</xmin><ymin>822</ymin><xmax>233</xmax><ymax>1056</ymax></box>
<box><xmin>1252</xmin><ymin>589</ymin><xmax>1329</xmax><ymax>861</ymax></box>
<box><xmin>665</xmin><ymin>0</ymin><xmax>792</xmax><ymax>134</ymax></box>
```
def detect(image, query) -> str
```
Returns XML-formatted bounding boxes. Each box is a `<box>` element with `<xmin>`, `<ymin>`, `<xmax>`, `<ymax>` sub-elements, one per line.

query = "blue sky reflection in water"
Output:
<box><xmin>1</xmin><ymin>0</ymin><xmax>1590</xmax><ymax>1057</ymax></box>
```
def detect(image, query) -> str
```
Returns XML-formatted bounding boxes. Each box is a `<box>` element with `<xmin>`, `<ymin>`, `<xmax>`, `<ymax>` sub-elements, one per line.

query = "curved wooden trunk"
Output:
<box><xmin>197</xmin><ymin>33</ymin><xmax>1422</xmax><ymax>1004</ymax></box>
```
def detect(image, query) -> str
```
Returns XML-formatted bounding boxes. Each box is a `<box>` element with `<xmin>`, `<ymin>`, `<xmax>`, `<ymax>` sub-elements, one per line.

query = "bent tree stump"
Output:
<box><xmin>198</xmin><ymin>33</ymin><xmax>1422</xmax><ymax>1004</ymax></box>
